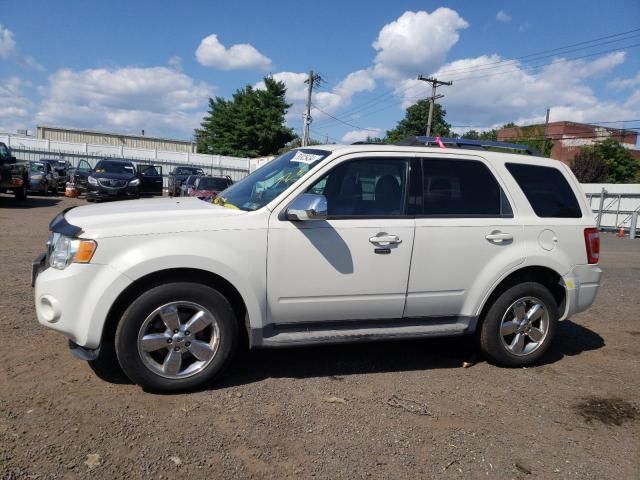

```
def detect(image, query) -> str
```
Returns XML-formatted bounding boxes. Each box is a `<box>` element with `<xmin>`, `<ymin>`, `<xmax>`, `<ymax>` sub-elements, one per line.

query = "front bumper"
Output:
<box><xmin>86</xmin><ymin>184</ymin><xmax>139</xmax><ymax>201</ymax></box>
<box><xmin>561</xmin><ymin>264</ymin><xmax>603</xmax><ymax>319</ymax></box>
<box><xmin>34</xmin><ymin>260</ymin><xmax>132</xmax><ymax>349</ymax></box>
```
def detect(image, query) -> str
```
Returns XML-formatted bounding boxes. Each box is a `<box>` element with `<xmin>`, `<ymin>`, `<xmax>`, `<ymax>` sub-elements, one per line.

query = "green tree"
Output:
<box><xmin>195</xmin><ymin>77</ymin><xmax>295</xmax><ymax>157</ymax></box>
<box><xmin>570</xmin><ymin>148</ymin><xmax>609</xmax><ymax>183</ymax></box>
<box><xmin>384</xmin><ymin>101</ymin><xmax>451</xmax><ymax>143</ymax></box>
<box><xmin>461</xmin><ymin>129</ymin><xmax>479</xmax><ymax>140</ymax></box>
<box><xmin>277</xmin><ymin>136</ymin><xmax>323</xmax><ymax>154</ymax></box>
<box><xmin>593</xmin><ymin>138</ymin><xmax>638</xmax><ymax>183</ymax></box>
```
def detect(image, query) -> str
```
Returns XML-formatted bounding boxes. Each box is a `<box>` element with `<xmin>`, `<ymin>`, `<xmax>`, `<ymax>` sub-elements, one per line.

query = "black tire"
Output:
<box><xmin>115</xmin><ymin>282</ymin><xmax>238</xmax><ymax>392</ymax></box>
<box><xmin>478</xmin><ymin>282</ymin><xmax>558</xmax><ymax>367</ymax></box>
<box><xmin>14</xmin><ymin>181</ymin><xmax>27</xmax><ymax>200</ymax></box>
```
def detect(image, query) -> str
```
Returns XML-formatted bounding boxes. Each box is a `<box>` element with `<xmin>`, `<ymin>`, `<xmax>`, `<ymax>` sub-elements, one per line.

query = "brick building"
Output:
<box><xmin>497</xmin><ymin>121</ymin><xmax>639</xmax><ymax>164</ymax></box>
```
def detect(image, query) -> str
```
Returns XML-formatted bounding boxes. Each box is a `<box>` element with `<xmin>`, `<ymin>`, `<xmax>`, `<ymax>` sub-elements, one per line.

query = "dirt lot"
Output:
<box><xmin>0</xmin><ymin>193</ymin><xmax>638</xmax><ymax>479</ymax></box>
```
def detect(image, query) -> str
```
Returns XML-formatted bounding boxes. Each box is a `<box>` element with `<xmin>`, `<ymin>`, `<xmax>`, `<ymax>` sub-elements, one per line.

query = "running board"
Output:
<box><xmin>251</xmin><ymin>317</ymin><xmax>476</xmax><ymax>348</ymax></box>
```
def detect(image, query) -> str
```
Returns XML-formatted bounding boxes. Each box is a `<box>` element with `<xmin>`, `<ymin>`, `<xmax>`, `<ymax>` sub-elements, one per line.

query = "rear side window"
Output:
<box><xmin>506</xmin><ymin>163</ymin><xmax>582</xmax><ymax>218</ymax></box>
<box><xmin>421</xmin><ymin>158</ymin><xmax>512</xmax><ymax>217</ymax></box>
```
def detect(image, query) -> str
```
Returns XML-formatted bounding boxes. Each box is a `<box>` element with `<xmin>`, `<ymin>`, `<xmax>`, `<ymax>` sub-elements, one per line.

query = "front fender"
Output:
<box><xmin>95</xmin><ymin>230</ymin><xmax>268</xmax><ymax>332</ymax></box>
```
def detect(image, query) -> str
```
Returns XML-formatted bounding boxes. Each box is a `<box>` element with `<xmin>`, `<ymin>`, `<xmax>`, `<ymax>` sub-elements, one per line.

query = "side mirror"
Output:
<box><xmin>286</xmin><ymin>193</ymin><xmax>328</xmax><ymax>221</ymax></box>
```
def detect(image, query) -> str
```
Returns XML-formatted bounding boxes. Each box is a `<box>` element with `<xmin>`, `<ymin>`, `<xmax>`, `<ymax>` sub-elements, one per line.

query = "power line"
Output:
<box><xmin>311</xmin><ymin>103</ymin><xmax>367</xmax><ymax>130</ymax></box>
<box><xmin>314</xmin><ymin>34</ymin><xmax>640</xmax><ymax>128</ymax></box>
<box><xmin>435</xmin><ymin>29</ymin><xmax>640</xmax><ymax>77</ymax></box>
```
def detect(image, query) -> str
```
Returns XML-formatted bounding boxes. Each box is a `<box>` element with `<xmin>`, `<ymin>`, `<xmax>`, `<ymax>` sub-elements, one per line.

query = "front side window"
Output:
<box><xmin>506</xmin><ymin>163</ymin><xmax>581</xmax><ymax>218</ymax></box>
<box><xmin>307</xmin><ymin>158</ymin><xmax>407</xmax><ymax>217</ymax></box>
<box><xmin>30</xmin><ymin>162</ymin><xmax>46</xmax><ymax>174</ymax></box>
<box><xmin>216</xmin><ymin>149</ymin><xmax>330</xmax><ymax>211</ymax></box>
<box><xmin>421</xmin><ymin>158</ymin><xmax>512</xmax><ymax>217</ymax></box>
<box><xmin>0</xmin><ymin>144</ymin><xmax>9</xmax><ymax>158</ymax></box>
<box><xmin>77</xmin><ymin>160</ymin><xmax>92</xmax><ymax>172</ymax></box>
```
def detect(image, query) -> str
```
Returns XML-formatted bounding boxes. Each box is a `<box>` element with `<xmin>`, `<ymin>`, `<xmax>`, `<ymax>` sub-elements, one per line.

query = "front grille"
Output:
<box><xmin>98</xmin><ymin>178</ymin><xmax>127</xmax><ymax>188</ymax></box>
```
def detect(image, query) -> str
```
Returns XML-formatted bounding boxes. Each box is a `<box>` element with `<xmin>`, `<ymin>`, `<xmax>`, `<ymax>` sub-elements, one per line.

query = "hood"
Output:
<box><xmin>65</xmin><ymin>196</ymin><xmax>246</xmax><ymax>239</ymax></box>
<box><xmin>90</xmin><ymin>171</ymin><xmax>136</xmax><ymax>181</ymax></box>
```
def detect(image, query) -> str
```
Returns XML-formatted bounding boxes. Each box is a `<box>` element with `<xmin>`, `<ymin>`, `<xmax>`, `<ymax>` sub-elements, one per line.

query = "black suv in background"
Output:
<box><xmin>168</xmin><ymin>166</ymin><xmax>205</xmax><ymax>196</ymax></box>
<box><xmin>86</xmin><ymin>159</ymin><xmax>163</xmax><ymax>202</ymax></box>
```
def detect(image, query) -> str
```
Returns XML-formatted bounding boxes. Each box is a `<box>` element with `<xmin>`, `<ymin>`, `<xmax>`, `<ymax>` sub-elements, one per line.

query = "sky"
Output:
<box><xmin>1</xmin><ymin>0</ymin><xmax>639</xmax><ymax>144</ymax></box>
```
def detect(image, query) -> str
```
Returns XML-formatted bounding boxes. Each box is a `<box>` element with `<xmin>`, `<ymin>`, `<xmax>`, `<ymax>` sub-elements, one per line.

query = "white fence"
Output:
<box><xmin>0</xmin><ymin>133</ymin><xmax>276</xmax><ymax>184</ymax></box>
<box><xmin>581</xmin><ymin>183</ymin><xmax>640</xmax><ymax>234</ymax></box>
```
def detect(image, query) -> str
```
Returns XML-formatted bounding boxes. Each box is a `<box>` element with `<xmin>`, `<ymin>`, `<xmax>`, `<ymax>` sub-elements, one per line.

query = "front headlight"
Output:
<box><xmin>88</xmin><ymin>176</ymin><xmax>98</xmax><ymax>186</ymax></box>
<box><xmin>128</xmin><ymin>178</ymin><xmax>141</xmax><ymax>186</ymax></box>
<box><xmin>49</xmin><ymin>233</ymin><xmax>97</xmax><ymax>269</ymax></box>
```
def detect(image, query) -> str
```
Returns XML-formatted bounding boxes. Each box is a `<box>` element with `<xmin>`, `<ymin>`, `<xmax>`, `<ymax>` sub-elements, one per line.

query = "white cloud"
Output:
<box><xmin>254</xmin><ymin>69</ymin><xmax>376</xmax><ymax>122</ymax></box>
<box><xmin>36</xmin><ymin>66</ymin><xmax>213</xmax><ymax>138</ymax></box>
<box><xmin>341</xmin><ymin>128</ymin><xmax>384</xmax><ymax>143</ymax></box>
<box><xmin>0</xmin><ymin>25</ymin><xmax>16</xmax><ymax>58</ymax></box>
<box><xmin>0</xmin><ymin>77</ymin><xmax>33</xmax><ymax>132</ymax></box>
<box><xmin>609</xmin><ymin>72</ymin><xmax>640</xmax><ymax>90</ymax></box>
<box><xmin>195</xmin><ymin>34</ymin><xmax>271</xmax><ymax>71</ymax></box>
<box><xmin>496</xmin><ymin>10</ymin><xmax>512</xmax><ymax>23</ymax></box>
<box><xmin>403</xmin><ymin>52</ymin><xmax>638</xmax><ymax>129</ymax></box>
<box><xmin>372</xmin><ymin>9</ymin><xmax>469</xmax><ymax>81</ymax></box>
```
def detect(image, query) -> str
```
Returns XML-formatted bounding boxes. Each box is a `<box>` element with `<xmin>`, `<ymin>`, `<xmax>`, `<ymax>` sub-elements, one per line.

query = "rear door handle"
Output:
<box><xmin>485</xmin><ymin>231</ymin><xmax>513</xmax><ymax>243</ymax></box>
<box><xmin>369</xmin><ymin>233</ymin><xmax>401</xmax><ymax>246</ymax></box>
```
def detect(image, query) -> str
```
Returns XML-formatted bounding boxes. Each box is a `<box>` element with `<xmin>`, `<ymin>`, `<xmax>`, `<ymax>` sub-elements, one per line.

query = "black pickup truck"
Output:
<box><xmin>168</xmin><ymin>166</ymin><xmax>205</xmax><ymax>196</ymax></box>
<box><xmin>0</xmin><ymin>142</ymin><xmax>28</xmax><ymax>199</ymax></box>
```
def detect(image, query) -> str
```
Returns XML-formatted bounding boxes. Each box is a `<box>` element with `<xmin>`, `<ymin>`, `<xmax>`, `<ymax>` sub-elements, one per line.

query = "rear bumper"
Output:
<box><xmin>562</xmin><ymin>264</ymin><xmax>602</xmax><ymax>319</ymax></box>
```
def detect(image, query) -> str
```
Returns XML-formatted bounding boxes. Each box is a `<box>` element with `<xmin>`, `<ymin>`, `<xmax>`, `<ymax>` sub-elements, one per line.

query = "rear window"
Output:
<box><xmin>421</xmin><ymin>158</ymin><xmax>512</xmax><ymax>217</ymax></box>
<box><xmin>506</xmin><ymin>163</ymin><xmax>582</xmax><ymax>218</ymax></box>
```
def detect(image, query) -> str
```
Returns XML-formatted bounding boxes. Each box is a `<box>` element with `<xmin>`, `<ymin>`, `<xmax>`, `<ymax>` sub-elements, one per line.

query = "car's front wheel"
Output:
<box><xmin>478</xmin><ymin>282</ymin><xmax>557</xmax><ymax>367</ymax></box>
<box><xmin>115</xmin><ymin>282</ymin><xmax>238</xmax><ymax>392</ymax></box>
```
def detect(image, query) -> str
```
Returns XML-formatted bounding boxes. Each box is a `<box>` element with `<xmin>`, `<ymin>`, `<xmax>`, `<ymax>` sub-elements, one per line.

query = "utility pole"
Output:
<box><xmin>302</xmin><ymin>70</ymin><xmax>322</xmax><ymax>147</ymax></box>
<box><xmin>417</xmin><ymin>75</ymin><xmax>452</xmax><ymax>136</ymax></box>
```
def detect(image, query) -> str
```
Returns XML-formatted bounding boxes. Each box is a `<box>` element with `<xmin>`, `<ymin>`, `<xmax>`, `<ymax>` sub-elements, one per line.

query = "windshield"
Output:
<box><xmin>197</xmin><ymin>177</ymin><xmax>230</xmax><ymax>191</ymax></box>
<box><xmin>30</xmin><ymin>163</ymin><xmax>46</xmax><ymax>174</ymax></box>
<box><xmin>176</xmin><ymin>167</ymin><xmax>204</xmax><ymax>175</ymax></box>
<box><xmin>94</xmin><ymin>160</ymin><xmax>136</xmax><ymax>175</ymax></box>
<box><xmin>216</xmin><ymin>149</ymin><xmax>330</xmax><ymax>211</ymax></box>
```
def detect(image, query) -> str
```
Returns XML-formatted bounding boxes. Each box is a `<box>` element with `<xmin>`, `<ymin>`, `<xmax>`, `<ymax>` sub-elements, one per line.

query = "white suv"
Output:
<box><xmin>33</xmin><ymin>139</ymin><xmax>602</xmax><ymax>392</ymax></box>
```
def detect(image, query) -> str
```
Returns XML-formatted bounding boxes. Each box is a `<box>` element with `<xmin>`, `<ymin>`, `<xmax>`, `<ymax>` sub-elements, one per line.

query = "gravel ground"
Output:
<box><xmin>0</xmin><ymin>193</ymin><xmax>638</xmax><ymax>479</ymax></box>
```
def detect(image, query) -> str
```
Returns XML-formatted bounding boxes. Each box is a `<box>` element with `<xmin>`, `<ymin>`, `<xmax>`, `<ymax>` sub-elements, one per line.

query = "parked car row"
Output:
<box><xmin>3</xmin><ymin>148</ymin><xmax>233</xmax><ymax>205</ymax></box>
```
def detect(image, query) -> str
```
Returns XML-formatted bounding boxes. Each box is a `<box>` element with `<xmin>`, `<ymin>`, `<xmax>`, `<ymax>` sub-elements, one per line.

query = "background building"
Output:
<box><xmin>37</xmin><ymin>125</ymin><xmax>196</xmax><ymax>153</ymax></box>
<box><xmin>497</xmin><ymin>121</ymin><xmax>639</xmax><ymax>164</ymax></box>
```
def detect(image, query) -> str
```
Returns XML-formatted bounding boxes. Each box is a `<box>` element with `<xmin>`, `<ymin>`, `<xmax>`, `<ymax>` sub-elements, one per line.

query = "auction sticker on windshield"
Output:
<box><xmin>291</xmin><ymin>151</ymin><xmax>325</xmax><ymax>164</ymax></box>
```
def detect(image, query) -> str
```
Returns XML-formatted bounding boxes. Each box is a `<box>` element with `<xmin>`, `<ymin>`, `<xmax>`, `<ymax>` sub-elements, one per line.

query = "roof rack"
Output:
<box><xmin>395</xmin><ymin>136</ymin><xmax>541</xmax><ymax>156</ymax></box>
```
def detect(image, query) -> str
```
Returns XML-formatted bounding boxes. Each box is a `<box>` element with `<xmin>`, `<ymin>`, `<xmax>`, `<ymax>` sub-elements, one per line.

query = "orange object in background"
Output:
<box><xmin>616</xmin><ymin>227</ymin><xmax>625</xmax><ymax>237</ymax></box>
<box><xmin>64</xmin><ymin>183</ymin><xmax>78</xmax><ymax>198</ymax></box>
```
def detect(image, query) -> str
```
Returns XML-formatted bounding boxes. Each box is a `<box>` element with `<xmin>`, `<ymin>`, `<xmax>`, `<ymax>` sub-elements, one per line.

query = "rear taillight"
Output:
<box><xmin>584</xmin><ymin>228</ymin><xmax>600</xmax><ymax>264</ymax></box>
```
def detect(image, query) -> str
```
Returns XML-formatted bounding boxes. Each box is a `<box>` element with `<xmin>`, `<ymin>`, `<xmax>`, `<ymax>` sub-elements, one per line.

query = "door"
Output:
<box><xmin>138</xmin><ymin>165</ymin><xmax>163</xmax><ymax>195</ymax></box>
<box><xmin>267</xmin><ymin>155</ymin><xmax>416</xmax><ymax>325</ymax></box>
<box><xmin>405</xmin><ymin>156</ymin><xmax>524</xmax><ymax>319</ymax></box>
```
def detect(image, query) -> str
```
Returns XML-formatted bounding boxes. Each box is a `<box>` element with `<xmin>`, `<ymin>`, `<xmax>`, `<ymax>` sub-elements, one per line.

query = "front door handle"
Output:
<box><xmin>485</xmin><ymin>231</ymin><xmax>513</xmax><ymax>243</ymax></box>
<box><xmin>369</xmin><ymin>233</ymin><xmax>401</xmax><ymax>246</ymax></box>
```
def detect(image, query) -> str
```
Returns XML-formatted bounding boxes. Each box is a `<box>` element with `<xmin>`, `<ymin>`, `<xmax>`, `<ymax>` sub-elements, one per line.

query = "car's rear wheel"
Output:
<box><xmin>478</xmin><ymin>282</ymin><xmax>557</xmax><ymax>367</ymax></box>
<box><xmin>115</xmin><ymin>282</ymin><xmax>238</xmax><ymax>392</ymax></box>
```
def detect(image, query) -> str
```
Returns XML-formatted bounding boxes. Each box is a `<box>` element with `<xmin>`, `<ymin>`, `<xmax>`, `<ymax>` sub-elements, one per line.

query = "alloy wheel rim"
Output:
<box><xmin>499</xmin><ymin>296</ymin><xmax>549</xmax><ymax>356</ymax></box>
<box><xmin>137</xmin><ymin>301</ymin><xmax>220</xmax><ymax>379</ymax></box>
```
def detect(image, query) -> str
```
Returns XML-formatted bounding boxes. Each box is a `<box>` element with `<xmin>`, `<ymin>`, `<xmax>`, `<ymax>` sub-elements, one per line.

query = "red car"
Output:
<box><xmin>188</xmin><ymin>175</ymin><xmax>233</xmax><ymax>201</ymax></box>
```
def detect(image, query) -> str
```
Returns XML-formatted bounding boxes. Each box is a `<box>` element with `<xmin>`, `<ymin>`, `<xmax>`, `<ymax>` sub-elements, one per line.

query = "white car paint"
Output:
<box><xmin>35</xmin><ymin>144</ymin><xmax>602</xmax><ymax>352</ymax></box>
